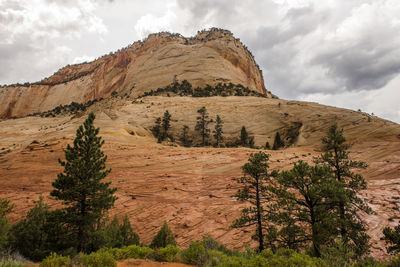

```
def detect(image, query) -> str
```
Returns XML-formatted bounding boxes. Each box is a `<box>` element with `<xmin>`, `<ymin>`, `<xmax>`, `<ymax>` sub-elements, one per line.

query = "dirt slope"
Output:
<box><xmin>1</xmin><ymin>96</ymin><xmax>400</xmax><ymax>259</ymax></box>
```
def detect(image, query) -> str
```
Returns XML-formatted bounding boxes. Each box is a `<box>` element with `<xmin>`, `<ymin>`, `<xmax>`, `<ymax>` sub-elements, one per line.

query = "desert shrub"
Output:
<box><xmin>387</xmin><ymin>253</ymin><xmax>400</xmax><ymax>267</ymax></box>
<box><xmin>103</xmin><ymin>245</ymin><xmax>153</xmax><ymax>260</ymax></box>
<box><xmin>154</xmin><ymin>245</ymin><xmax>180</xmax><ymax>262</ymax></box>
<box><xmin>205</xmin><ymin>250</ymin><xmax>225</xmax><ymax>267</ymax></box>
<box><xmin>351</xmin><ymin>257</ymin><xmax>386</xmax><ymax>267</ymax></box>
<box><xmin>181</xmin><ymin>241</ymin><xmax>208</xmax><ymax>266</ymax></box>
<box><xmin>0</xmin><ymin>259</ymin><xmax>25</xmax><ymax>267</ymax></box>
<box><xmin>73</xmin><ymin>250</ymin><xmax>116</xmax><ymax>267</ymax></box>
<box><xmin>39</xmin><ymin>253</ymin><xmax>71</xmax><ymax>267</ymax></box>
<box><xmin>201</xmin><ymin>236</ymin><xmax>237</xmax><ymax>257</ymax></box>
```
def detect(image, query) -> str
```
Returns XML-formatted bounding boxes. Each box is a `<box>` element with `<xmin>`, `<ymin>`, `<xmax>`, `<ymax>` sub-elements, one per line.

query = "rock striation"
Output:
<box><xmin>0</xmin><ymin>28</ymin><xmax>270</xmax><ymax>119</ymax></box>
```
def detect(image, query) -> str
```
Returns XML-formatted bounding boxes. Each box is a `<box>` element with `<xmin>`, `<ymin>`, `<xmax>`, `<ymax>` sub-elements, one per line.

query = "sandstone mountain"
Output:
<box><xmin>0</xmin><ymin>28</ymin><xmax>271</xmax><ymax>119</ymax></box>
<box><xmin>0</xmin><ymin>29</ymin><xmax>400</xmax><ymax>260</ymax></box>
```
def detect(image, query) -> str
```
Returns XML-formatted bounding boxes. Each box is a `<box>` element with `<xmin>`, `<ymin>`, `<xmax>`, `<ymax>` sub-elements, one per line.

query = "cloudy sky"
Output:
<box><xmin>1</xmin><ymin>0</ymin><xmax>400</xmax><ymax>123</ymax></box>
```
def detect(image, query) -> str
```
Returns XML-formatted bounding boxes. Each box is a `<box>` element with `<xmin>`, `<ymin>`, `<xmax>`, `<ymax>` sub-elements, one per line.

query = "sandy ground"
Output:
<box><xmin>1</xmin><ymin>96</ymin><xmax>400</xmax><ymax>260</ymax></box>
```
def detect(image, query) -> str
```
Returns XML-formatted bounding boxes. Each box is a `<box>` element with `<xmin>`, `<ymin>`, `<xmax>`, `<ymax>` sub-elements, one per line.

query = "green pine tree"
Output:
<box><xmin>50</xmin><ymin>112</ymin><xmax>117</xmax><ymax>253</ymax></box>
<box><xmin>316</xmin><ymin>124</ymin><xmax>371</xmax><ymax>257</ymax></box>
<box><xmin>180</xmin><ymin>125</ymin><xmax>192</xmax><ymax>147</ymax></box>
<box><xmin>232</xmin><ymin>152</ymin><xmax>277</xmax><ymax>252</ymax></box>
<box><xmin>240</xmin><ymin>126</ymin><xmax>248</xmax><ymax>146</ymax></box>
<box><xmin>383</xmin><ymin>225</ymin><xmax>400</xmax><ymax>254</ymax></box>
<box><xmin>213</xmin><ymin>115</ymin><xmax>224</xmax><ymax>147</ymax></box>
<box><xmin>150</xmin><ymin>221</ymin><xmax>177</xmax><ymax>249</ymax></box>
<box><xmin>195</xmin><ymin>107</ymin><xmax>211</xmax><ymax>146</ymax></box>
<box><xmin>276</xmin><ymin>161</ymin><xmax>343</xmax><ymax>257</ymax></box>
<box><xmin>161</xmin><ymin>110</ymin><xmax>172</xmax><ymax>140</ymax></box>
<box><xmin>104</xmin><ymin>215</ymin><xmax>140</xmax><ymax>248</ymax></box>
<box><xmin>272</xmin><ymin>132</ymin><xmax>284</xmax><ymax>150</ymax></box>
<box><xmin>9</xmin><ymin>196</ymin><xmax>69</xmax><ymax>261</ymax></box>
<box><xmin>152</xmin><ymin>117</ymin><xmax>161</xmax><ymax>140</ymax></box>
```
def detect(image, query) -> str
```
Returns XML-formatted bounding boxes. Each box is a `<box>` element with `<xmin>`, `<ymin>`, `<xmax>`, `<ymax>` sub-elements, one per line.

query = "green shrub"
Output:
<box><xmin>201</xmin><ymin>236</ymin><xmax>237</xmax><ymax>256</ymax></box>
<box><xmin>39</xmin><ymin>253</ymin><xmax>71</xmax><ymax>267</ymax></box>
<box><xmin>182</xmin><ymin>241</ymin><xmax>208</xmax><ymax>266</ymax></box>
<box><xmin>387</xmin><ymin>253</ymin><xmax>400</xmax><ymax>267</ymax></box>
<box><xmin>0</xmin><ymin>259</ymin><xmax>25</xmax><ymax>267</ymax></box>
<box><xmin>73</xmin><ymin>251</ymin><xmax>116</xmax><ymax>267</ymax></box>
<box><xmin>104</xmin><ymin>245</ymin><xmax>153</xmax><ymax>260</ymax></box>
<box><xmin>205</xmin><ymin>250</ymin><xmax>225</xmax><ymax>267</ymax></box>
<box><xmin>351</xmin><ymin>257</ymin><xmax>386</xmax><ymax>267</ymax></box>
<box><xmin>154</xmin><ymin>245</ymin><xmax>180</xmax><ymax>262</ymax></box>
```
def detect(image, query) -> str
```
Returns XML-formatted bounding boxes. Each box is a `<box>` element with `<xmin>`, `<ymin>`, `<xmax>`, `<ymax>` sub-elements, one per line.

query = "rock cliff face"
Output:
<box><xmin>0</xmin><ymin>28</ymin><xmax>269</xmax><ymax>119</ymax></box>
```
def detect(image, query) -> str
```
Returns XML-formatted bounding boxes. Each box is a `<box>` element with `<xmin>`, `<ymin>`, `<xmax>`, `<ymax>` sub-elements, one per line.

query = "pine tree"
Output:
<box><xmin>316</xmin><ymin>123</ymin><xmax>371</xmax><ymax>257</ymax></box>
<box><xmin>9</xmin><ymin>197</ymin><xmax>69</xmax><ymax>261</ymax></box>
<box><xmin>232</xmin><ymin>152</ymin><xmax>277</xmax><ymax>252</ymax></box>
<box><xmin>104</xmin><ymin>215</ymin><xmax>139</xmax><ymax>248</ymax></box>
<box><xmin>272</xmin><ymin>132</ymin><xmax>284</xmax><ymax>150</ymax></box>
<box><xmin>276</xmin><ymin>161</ymin><xmax>343</xmax><ymax>257</ymax></box>
<box><xmin>162</xmin><ymin>110</ymin><xmax>171</xmax><ymax>136</ymax></box>
<box><xmin>50</xmin><ymin>112</ymin><xmax>117</xmax><ymax>253</ymax></box>
<box><xmin>240</xmin><ymin>126</ymin><xmax>248</xmax><ymax>146</ymax></box>
<box><xmin>180</xmin><ymin>125</ymin><xmax>192</xmax><ymax>147</ymax></box>
<box><xmin>383</xmin><ymin>225</ymin><xmax>400</xmax><ymax>254</ymax></box>
<box><xmin>195</xmin><ymin>107</ymin><xmax>211</xmax><ymax>146</ymax></box>
<box><xmin>150</xmin><ymin>221</ymin><xmax>177</xmax><ymax>249</ymax></box>
<box><xmin>265</xmin><ymin>142</ymin><xmax>271</xmax><ymax>150</ymax></box>
<box><xmin>152</xmin><ymin>117</ymin><xmax>161</xmax><ymax>140</ymax></box>
<box><xmin>213</xmin><ymin>115</ymin><xmax>224</xmax><ymax>147</ymax></box>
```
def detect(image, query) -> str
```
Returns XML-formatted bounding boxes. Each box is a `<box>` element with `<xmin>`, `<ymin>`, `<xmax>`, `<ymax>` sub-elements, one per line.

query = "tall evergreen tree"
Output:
<box><xmin>195</xmin><ymin>107</ymin><xmax>211</xmax><ymax>146</ymax></box>
<box><xmin>272</xmin><ymin>132</ymin><xmax>284</xmax><ymax>150</ymax></box>
<box><xmin>51</xmin><ymin>112</ymin><xmax>117</xmax><ymax>253</ymax></box>
<box><xmin>240</xmin><ymin>126</ymin><xmax>248</xmax><ymax>146</ymax></box>
<box><xmin>152</xmin><ymin>117</ymin><xmax>161</xmax><ymax>141</ymax></box>
<box><xmin>232</xmin><ymin>152</ymin><xmax>277</xmax><ymax>252</ymax></box>
<box><xmin>162</xmin><ymin>110</ymin><xmax>171</xmax><ymax>135</ymax></box>
<box><xmin>213</xmin><ymin>115</ymin><xmax>224</xmax><ymax>147</ymax></box>
<box><xmin>180</xmin><ymin>125</ymin><xmax>192</xmax><ymax>147</ymax></box>
<box><xmin>316</xmin><ymin>124</ymin><xmax>371</xmax><ymax>257</ymax></box>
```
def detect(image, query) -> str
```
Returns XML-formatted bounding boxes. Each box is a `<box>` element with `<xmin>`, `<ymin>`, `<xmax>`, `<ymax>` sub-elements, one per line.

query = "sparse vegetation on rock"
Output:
<box><xmin>139</xmin><ymin>80</ymin><xmax>267</xmax><ymax>99</ymax></box>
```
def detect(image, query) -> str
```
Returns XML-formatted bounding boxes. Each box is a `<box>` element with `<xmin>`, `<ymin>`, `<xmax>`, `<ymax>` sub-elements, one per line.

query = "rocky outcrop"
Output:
<box><xmin>0</xmin><ymin>28</ymin><xmax>270</xmax><ymax>119</ymax></box>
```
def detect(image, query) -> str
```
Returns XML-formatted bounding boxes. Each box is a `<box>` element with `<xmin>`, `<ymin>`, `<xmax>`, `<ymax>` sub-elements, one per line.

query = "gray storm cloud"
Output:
<box><xmin>0</xmin><ymin>0</ymin><xmax>400</xmax><ymax>122</ymax></box>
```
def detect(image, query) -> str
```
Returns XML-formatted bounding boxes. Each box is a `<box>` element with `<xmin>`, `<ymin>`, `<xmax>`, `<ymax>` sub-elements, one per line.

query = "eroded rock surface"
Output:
<box><xmin>0</xmin><ymin>28</ymin><xmax>270</xmax><ymax>119</ymax></box>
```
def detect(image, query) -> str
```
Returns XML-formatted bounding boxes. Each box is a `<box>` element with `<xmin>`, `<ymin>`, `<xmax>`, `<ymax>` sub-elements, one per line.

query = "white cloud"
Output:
<box><xmin>0</xmin><ymin>0</ymin><xmax>107</xmax><ymax>83</ymax></box>
<box><xmin>1</xmin><ymin>0</ymin><xmax>400</xmax><ymax>123</ymax></box>
<box><xmin>134</xmin><ymin>2</ymin><xmax>181</xmax><ymax>39</ymax></box>
<box><xmin>72</xmin><ymin>55</ymin><xmax>95</xmax><ymax>64</ymax></box>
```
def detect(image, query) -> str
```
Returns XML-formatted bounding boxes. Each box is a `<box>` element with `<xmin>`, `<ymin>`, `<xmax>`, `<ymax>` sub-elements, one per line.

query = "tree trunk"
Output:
<box><xmin>255</xmin><ymin>176</ymin><xmax>264</xmax><ymax>252</ymax></box>
<box><xmin>310</xmin><ymin>208</ymin><xmax>321</xmax><ymax>257</ymax></box>
<box><xmin>78</xmin><ymin>197</ymin><xmax>87</xmax><ymax>252</ymax></box>
<box><xmin>334</xmin><ymin>147</ymin><xmax>347</xmax><ymax>240</ymax></box>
